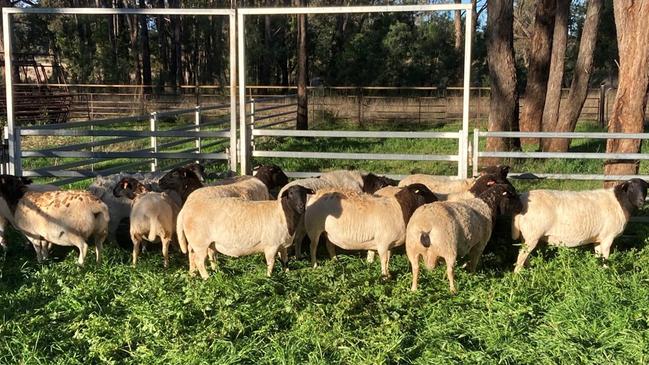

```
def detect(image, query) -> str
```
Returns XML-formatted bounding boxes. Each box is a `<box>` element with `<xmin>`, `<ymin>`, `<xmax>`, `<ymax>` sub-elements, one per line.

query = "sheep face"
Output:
<box><xmin>469</xmin><ymin>173</ymin><xmax>512</xmax><ymax>197</ymax></box>
<box><xmin>113</xmin><ymin>177</ymin><xmax>148</xmax><ymax>200</ymax></box>
<box><xmin>614</xmin><ymin>178</ymin><xmax>649</xmax><ymax>216</ymax></box>
<box><xmin>158</xmin><ymin>167</ymin><xmax>201</xmax><ymax>191</ymax></box>
<box><xmin>253</xmin><ymin>164</ymin><xmax>289</xmax><ymax>191</ymax></box>
<box><xmin>19</xmin><ymin>177</ymin><xmax>33</xmax><ymax>185</ymax></box>
<box><xmin>361</xmin><ymin>173</ymin><xmax>399</xmax><ymax>194</ymax></box>
<box><xmin>183</xmin><ymin>162</ymin><xmax>206</xmax><ymax>183</ymax></box>
<box><xmin>488</xmin><ymin>184</ymin><xmax>522</xmax><ymax>217</ymax></box>
<box><xmin>280</xmin><ymin>185</ymin><xmax>315</xmax><ymax>214</ymax></box>
<box><xmin>395</xmin><ymin>183</ymin><xmax>437</xmax><ymax>224</ymax></box>
<box><xmin>0</xmin><ymin>175</ymin><xmax>27</xmax><ymax>211</ymax></box>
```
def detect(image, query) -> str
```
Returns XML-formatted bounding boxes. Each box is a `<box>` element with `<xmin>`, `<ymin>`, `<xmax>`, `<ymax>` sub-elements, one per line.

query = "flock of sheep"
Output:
<box><xmin>0</xmin><ymin>163</ymin><xmax>647</xmax><ymax>293</ymax></box>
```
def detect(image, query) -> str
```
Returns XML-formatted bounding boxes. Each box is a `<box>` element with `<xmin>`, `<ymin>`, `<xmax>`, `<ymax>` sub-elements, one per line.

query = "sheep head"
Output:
<box><xmin>478</xmin><ymin>183</ymin><xmax>522</xmax><ymax>218</ymax></box>
<box><xmin>159</xmin><ymin>166</ymin><xmax>204</xmax><ymax>202</ymax></box>
<box><xmin>395</xmin><ymin>183</ymin><xmax>437</xmax><ymax>224</ymax></box>
<box><xmin>614</xmin><ymin>178</ymin><xmax>649</xmax><ymax>217</ymax></box>
<box><xmin>253</xmin><ymin>164</ymin><xmax>289</xmax><ymax>192</ymax></box>
<box><xmin>361</xmin><ymin>173</ymin><xmax>399</xmax><ymax>194</ymax></box>
<box><xmin>113</xmin><ymin>177</ymin><xmax>149</xmax><ymax>200</ymax></box>
<box><xmin>0</xmin><ymin>174</ymin><xmax>28</xmax><ymax>212</ymax></box>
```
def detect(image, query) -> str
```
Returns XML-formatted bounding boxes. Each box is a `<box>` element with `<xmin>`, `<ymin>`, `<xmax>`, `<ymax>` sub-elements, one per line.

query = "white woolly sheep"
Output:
<box><xmin>398</xmin><ymin>165</ymin><xmax>510</xmax><ymax>199</ymax></box>
<box><xmin>512</xmin><ymin>178</ymin><xmax>649</xmax><ymax>272</ymax></box>
<box><xmin>0</xmin><ymin>174</ymin><xmax>109</xmax><ymax>266</ymax></box>
<box><xmin>176</xmin><ymin>185</ymin><xmax>314</xmax><ymax>279</ymax></box>
<box><xmin>405</xmin><ymin>184</ymin><xmax>521</xmax><ymax>292</ymax></box>
<box><xmin>113</xmin><ymin>177</ymin><xmax>182</xmax><ymax>268</ymax></box>
<box><xmin>304</xmin><ymin>183</ymin><xmax>437</xmax><ymax>279</ymax></box>
<box><xmin>318</xmin><ymin>170</ymin><xmax>399</xmax><ymax>194</ymax></box>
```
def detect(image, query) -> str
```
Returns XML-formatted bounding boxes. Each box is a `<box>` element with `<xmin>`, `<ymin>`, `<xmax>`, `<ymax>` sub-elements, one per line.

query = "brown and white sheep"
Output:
<box><xmin>0</xmin><ymin>174</ymin><xmax>109</xmax><ymax>266</ymax></box>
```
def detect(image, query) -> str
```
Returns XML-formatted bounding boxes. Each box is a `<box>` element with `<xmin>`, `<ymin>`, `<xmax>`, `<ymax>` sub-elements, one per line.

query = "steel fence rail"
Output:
<box><xmin>251</xmin><ymin>129</ymin><xmax>461</xmax><ymax>139</ymax></box>
<box><xmin>252</xmin><ymin>150</ymin><xmax>459</xmax><ymax>161</ymax></box>
<box><xmin>22</xmin><ymin>151</ymin><xmax>228</xmax><ymax>159</ymax></box>
<box><xmin>20</xmin><ymin>129</ymin><xmax>231</xmax><ymax>138</ymax></box>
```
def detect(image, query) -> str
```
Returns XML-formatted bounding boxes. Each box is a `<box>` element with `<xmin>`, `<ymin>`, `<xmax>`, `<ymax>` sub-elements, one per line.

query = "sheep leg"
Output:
<box><xmin>378</xmin><ymin>248</ymin><xmax>391</xmax><ymax>280</ymax></box>
<box><xmin>77</xmin><ymin>241</ymin><xmax>89</xmax><ymax>267</ymax></box>
<box><xmin>279</xmin><ymin>247</ymin><xmax>289</xmax><ymax>272</ymax></box>
<box><xmin>39</xmin><ymin>240</ymin><xmax>50</xmax><ymax>261</ymax></box>
<box><xmin>94</xmin><ymin>239</ymin><xmax>103</xmax><ymax>265</ymax></box>
<box><xmin>367</xmin><ymin>250</ymin><xmax>376</xmax><ymax>263</ymax></box>
<box><xmin>188</xmin><ymin>248</ymin><xmax>197</xmax><ymax>276</ymax></box>
<box><xmin>309</xmin><ymin>231</ymin><xmax>321</xmax><ymax>268</ymax></box>
<box><xmin>192</xmin><ymin>247</ymin><xmax>210</xmax><ymax>279</ymax></box>
<box><xmin>514</xmin><ymin>238</ymin><xmax>540</xmax><ymax>273</ymax></box>
<box><xmin>595</xmin><ymin>238</ymin><xmax>615</xmax><ymax>265</ymax></box>
<box><xmin>207</xmin><ymin>246</ymin><xmax>217</xmax><ymax>271</ymax></box>
<box><xmin>325</xmin><ymin>241</ymin><xmax>337</xmax><ymax>261</ymax></box>
<box><xmin>30</xmin><ymin>238</ymin><xmax>43</xmax><ymax>263</ymax></box>
<box><xmin>407</xmin><ymin>251</ymin><xmax>420</xmax><ymax>291</ymax></box>
<box><xmin>466</xmin><ymin>241</ymin><xmax>488</xmax><ymax>273</ymax></box>
<box><xmin>162</xmin><ymin>236</ymin><xmax>171</xmax><ymax>269</ymax></box>
<box><xmin>264</xmin><ymin>247</ymin><xmax>280</xmax><ymax>277</ymax></box>
<box><xmin>445</xmin><ymin>256</ymin><xmax>457</xmax><ymax>294</ymax></box>
<box><xmin>131</xmin><ymin>233</ymin><xmax>142</xmax><ymax>267</ymax></box>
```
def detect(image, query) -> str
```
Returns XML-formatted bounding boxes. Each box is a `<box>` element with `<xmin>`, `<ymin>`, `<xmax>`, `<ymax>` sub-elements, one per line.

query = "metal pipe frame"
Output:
<box><xmin>252</xmin><ymin>150</ymin><xmax>458</xmax><ymax>162</ymax></box>
<box><xmin>237</xmin><ymin>4</ymin><xmax>473</xmax><ymax>178</ymax></box>
<box><xmin>479</xmin><ymin>131</ymin><xmax>649</xmax><ymax>139</ymax></box>
<box><xmin>20</xmin><ymin>129</ymin><xmax>231</xmax><ymax>138</ymax></box>
<box><xmin>2</xmin><ymin>7</ymin><xmax>236</xmax><ymax>176</ymax></box>
<box><xmin>251</xmin><ymin>129</ymin><xmax>461</xmax><ymax>139</ymax></box>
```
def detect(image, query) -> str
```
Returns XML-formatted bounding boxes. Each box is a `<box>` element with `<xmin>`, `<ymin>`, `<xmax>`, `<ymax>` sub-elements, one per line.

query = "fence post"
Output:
<box><xmin>195</xmin><ymin>106</ymin><xmax>202</xmax><ymax>159</ymax></box>
<box><xmin>249</xmin><ymin>98</ymin><xmax>255</xmax><ymax>150</ymax></box>
<box><xmin>13</xmin><ymin>126</ymin><xmax>21</xmax><ymax>177</ymax></box>
<box><xmin>598</xmin><ymin>84</ymin><xmax>606</xmax><ymax>128</ymax></box>
<box><xmin>472</xmin><ymin>128</ymin><xmax>480</xmax><ymax>177</ymax></box>
<box><xmin>150</xmin><ymin>112</ymin><xmax>158</xmax><ymax>172</ymax></box>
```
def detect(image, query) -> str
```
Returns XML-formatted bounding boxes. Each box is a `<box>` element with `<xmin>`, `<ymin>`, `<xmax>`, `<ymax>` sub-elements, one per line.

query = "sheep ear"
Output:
<box><xmin>122</xmin><ymin>181</ymin><xmax>130</xmax><ymax>189</ymax></box>
<box><xmin>487</xmin><ymin>180</ymin><xmax>496</xmax><ymax>186</ymax></box>
<box><xmin>305</xmin><ymin>188</ymin><xmax>315</xmax><ymax>195</ymax></box>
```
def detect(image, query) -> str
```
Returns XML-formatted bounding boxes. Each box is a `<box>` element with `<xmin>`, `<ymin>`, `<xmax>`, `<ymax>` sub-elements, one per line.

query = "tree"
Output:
<box><xmin>540</xmin><ymin>0</ymin><xmax>569</xmax><ymax>151</ymax></box>
<box><xmin>454</xmin><ymin>0</ymin><xmax>462</xmax><ymax>51</ymax></box>
<box><xmin>546</xmin><ymin>0</ymin><xmax>602</xmax><ymax>152</ymax></box>
<box><xmin>485</xmin><ymin>0</ymin><xmax>519</xmax><ymax>163</ymax></box>
<box><xmin>604</xmin><ymin>0</ymin><xmax>649</xmax><ymax>181</ymax></box>
<box><xmin>295</xmin><ymin>0</ymin><xmax>308</xmax><ymax>130</ymax></box>
<box><xmin>139</xmin><ymin>0</ymin><xmax>152</xmax><ymax>93</ymax></box>
<box><xmin>519</xmin><ymin>0</ymin><xmax>556</xmax><ymax>147</ymax></box>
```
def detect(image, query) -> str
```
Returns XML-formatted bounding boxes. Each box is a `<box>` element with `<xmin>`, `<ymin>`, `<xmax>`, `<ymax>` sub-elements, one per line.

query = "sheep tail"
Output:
<box><xmin>420</xmin><ymin>231</ymin><xmax>431</xmax><ymax>248</ymax></box>
<box><xmin>147</xmin><ymin>215</ymin><xmax>161</xmax><ymax>242</ymax></box>
<box><xmin>176</xmin><ymin>209</ymin><xmax>188</xmax><ymax>254</ymax></box>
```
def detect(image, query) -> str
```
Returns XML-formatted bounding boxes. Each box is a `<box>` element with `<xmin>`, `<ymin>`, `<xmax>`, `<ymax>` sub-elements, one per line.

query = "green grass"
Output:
<box><xmin>3</xmin><ymin>117</ymin><xmax>649</xmax><ymax>364</ymax></box>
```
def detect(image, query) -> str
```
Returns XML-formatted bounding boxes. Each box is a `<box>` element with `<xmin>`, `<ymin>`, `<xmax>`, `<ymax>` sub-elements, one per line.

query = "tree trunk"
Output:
<box><xmin>454</xmin><ymin>0</ymin><xmax>463</xmax><ymax>51</ymax></box>
<box><xmin>519</xmin><ymin>0</ymin><xmax>556</xmax><ymax>147</ymax></box>
<box><xmin>169</xmin><ymin>0</ymin><xmax>182</xmax><ymax>93</ymax></box>
<box><xmin>604</xmin><ymin>0</ymin><xmax>649</xmax><ymax>182</ymax></box>
<box><xmin>486</xmin><ymin>0</ymin><xmax>519</xmax><ymax>164</ymax></box>
<box><xmin>156</xmin><ymin>0</ymin><xmax>168</xmax><ymax>91</ymax></box>
<box><xmin>260</xmin><ymin>2</ymin><xmax>272</xmax><ymax>89</ymax></box>
<box><xmin>139</xmin><ymin>0</ymin><xmax>152</xmax><ymax>94</ymax></box>
<box><xmin>127</xmin><ymin>14</ymin><xmax>142</xmax><ymax>86</ymax></box>
<box><xmin>295</xmin><ymin>0</ymin><xmax>308</xmax><ymax>130</ymax></box>
<box><xmin>546</xmin><ymin>0</ymin><xmax>603</xmax><ymax>152</ymax></box>
<box><xmin>541</xmin><ymin>0</ymin><xmax>570</xmax><ymax>151</ymax></box>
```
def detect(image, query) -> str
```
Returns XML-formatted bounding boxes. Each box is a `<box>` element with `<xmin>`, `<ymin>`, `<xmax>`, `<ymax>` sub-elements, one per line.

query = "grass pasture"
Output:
<box><xmin>2</xmin><ymin>119</ymin><xmax>649</xmax><ymax>364</ymax></box>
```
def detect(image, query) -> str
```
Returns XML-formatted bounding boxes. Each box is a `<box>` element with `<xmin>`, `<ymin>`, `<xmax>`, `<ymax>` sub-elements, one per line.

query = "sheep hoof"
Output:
<box><xmin>380</xmin><ymin>274</ymin><xmax>391</xmax><ymax>282</ymax></box>
<box><xmin>283</xmin><ymin>267</ymin><xmax>290</xmax><ymax>273</ymax></box>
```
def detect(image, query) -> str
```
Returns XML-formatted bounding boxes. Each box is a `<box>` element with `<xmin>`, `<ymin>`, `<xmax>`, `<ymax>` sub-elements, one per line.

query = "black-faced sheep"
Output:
<box><xmin>405</xmin><ymin>183</ymin><xmax>522</xmax><ymax>292</ymax></box>
<box><xmin>512</xmin><ymin>178</ymin><xmax>648</xmax><ymax>272</ymax></box>
<box><xmin>398</xmin><ymin>165</ymin><xmax>510</xmax><ymax>198</ymax></box>
<box><xmin>304</xmin><ymin>183</ymin><xmax>437</xmax><ymax>279</ymax></box>
<box><xmin>176</xmin><ymin>185</ymin><xmax>314</xmax><ymax>279</ymax></box>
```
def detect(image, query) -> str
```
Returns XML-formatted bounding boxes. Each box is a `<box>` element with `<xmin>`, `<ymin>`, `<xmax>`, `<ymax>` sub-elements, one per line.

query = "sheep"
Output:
<box><xmin>0</xmin><ymin>177</ymin><xmax>58</xmax><ymax>249</ymax></box>
<box><xmin>88</xmin><ymin>163</ymin><xmax>205</xmax><ymax>247</ymax></box>
<box><xmin>405</xmin><ymin>183</ymin><xmax>522</xmax><ymax>292</ymax></box>
<box><xmin>278</xmin><ymin>173</ymin><xmax>397</xmax><ymax>258</ymax></box>
<box><xmin>0</xmin><ymin>174</ymin><xmax>109</xmax><ymax>266</ymax></box>
<box><xmin>398</xmin><ymin>165</ymin><xmax>510</xmax><ymax>198</ymax></box>
<box><xmin>512</xmin><ymin>178</ymin><xmax>649</xmax><ymax>272</ymax></box>
<box><xmin>304</xmin><ymin>183</ymin><xmax>437</xmax><ymax>279</ymax></box>
<box><xmin>171</xmin><ymin>164</ymin><xmax>288</xmax><ymax>204</ymax></box>
<box><xmin>113</xmin><ymin>177</ymin><xmax>182</xmax><ymax>268</ymax></box>
<box><xmin>176</xmin><ymin>185</ymin><xmax>314</xmax><ymax>279</ymax></box>
<box><xmin>318</xmin><ymin>170</ymin><xmax>399</xmax><ymax>194</ymax></box>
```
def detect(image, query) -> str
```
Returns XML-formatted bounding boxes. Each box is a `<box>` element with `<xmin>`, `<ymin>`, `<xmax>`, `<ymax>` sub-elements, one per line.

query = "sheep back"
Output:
<box><xmin>188</xmin><ymin>176</ymin><xmax>270</xmax><ymax>203</ymax></box>
<box><xmin>398</xmin><ymin>174</ymin><xmax>474</xmax><ymax>196</ymax></box>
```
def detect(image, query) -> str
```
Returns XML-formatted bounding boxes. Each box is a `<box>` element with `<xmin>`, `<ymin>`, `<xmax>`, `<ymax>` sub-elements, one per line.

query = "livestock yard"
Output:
<box><xmin>3</xmin><ymin>1</ymin><xmax>649</xmax><ymax>364</ymax></box>
<box><xmin>2</xmin><ymin>120</ymin><xmax>649</xmax><ymax>364</ymax></box>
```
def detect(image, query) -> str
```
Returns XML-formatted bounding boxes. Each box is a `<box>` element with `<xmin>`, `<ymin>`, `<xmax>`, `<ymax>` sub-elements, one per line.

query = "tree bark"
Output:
<box><xmin>604</xmin><ymin>0</ymin><xmax>649</xmax><ymax>182</ymax></box>
<box><xmin>156</xmin><ymin>0</ymin><xmax>168</xmax><ymax>91</ymax></box>
<box><xmin>169</xmin><ymin>0</ymin><xmax>182</xmax><ymax>93</ymax></box>
<box><xmin>295</xmin><ymin>0</ymin><xmax>308</xmax><ymax>130</ymax></box>
<box><xmin>546</xmin><ymin>0</ymin><xmax>603</xmax><ymax>152</ymax></box>
<box><xmin>541</xmin><ymin>0</ymin><xmax>570</xmax><ymax>151</ymax></box>
<box><xmin>519</xmin><ymin>0</ymin><xmax>556</xmax><ymax>147</ymax></box>
<box><xmin>486</xmin><ymin>0</ymin><xmax>519</xmax><ymax>164</ymax></box>
<box><xmin>139</xmin><ymin>0</ymin><xmax>152</xmax><ymax>93</ymax></box>
<box><xmin>454</xmin><ymin>0</ymin><xmax>463</xmax><ymax>51</ymax></box>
